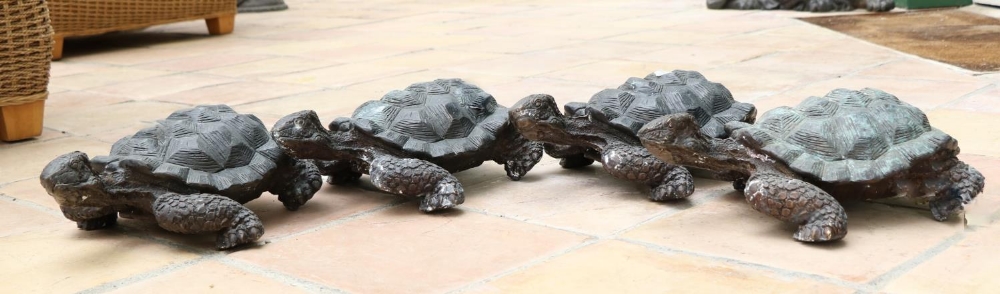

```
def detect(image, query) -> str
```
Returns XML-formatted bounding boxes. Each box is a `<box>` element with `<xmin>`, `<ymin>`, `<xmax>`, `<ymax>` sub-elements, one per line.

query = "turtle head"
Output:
<box><xmin>637</xmin><ymin>113</ymin><xmax>711</xmax><ymax>164</ymax></box>
<box><xmin>39</xmin><ymin>152</ymin><xmax>108</xmax><ymax>208</ymax></box>
<box><xmin>272</xmin><ymin>110</ymin><xmax>340</xmax><ymax>160</ymax></box>
<box><xmin>510</xmin><ymin>94</ymin><xmax>574</xmax><ymax>144</ymax></box>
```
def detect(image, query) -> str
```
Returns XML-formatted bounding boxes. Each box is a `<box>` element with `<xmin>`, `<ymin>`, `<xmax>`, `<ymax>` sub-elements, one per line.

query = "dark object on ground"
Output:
<box><xmin>510</xmin><ymin>70</ymin><xmax>757</xmax><ymax>202</ymax></box>
<box><xmin>40</xmin><ymin>105</ymin><xmax>323</xmax><ymax>250</ymax></box>
<box><xmin>639</xmin><ymin>88</ymin><xmax>985</xmax><ymax>242</ymax></box>
<box><xmin>272</xmin><ymin>79</ymin><xmax>543</xmax><ymax>212</ymax></box>
<box><xmin>238</xmin><ymin>0</ymin><xmax>288</xmax><ymax>13</ymax></box>
<box><xmin>802</xmin><ymin>9</ymin><xmax>1000</xmax><ymax>71</ymax></box>
<box><xmin>707</xmin><ymin>0</ymin><xmax>894</xmax><ymax>12</ymax></box>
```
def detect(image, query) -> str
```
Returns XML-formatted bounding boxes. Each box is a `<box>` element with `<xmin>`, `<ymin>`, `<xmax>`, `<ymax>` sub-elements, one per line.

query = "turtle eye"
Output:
<box><xmin>339</xmin><ymin>122</ymin><xmax>352</xmax><ymax>131</ymax></box>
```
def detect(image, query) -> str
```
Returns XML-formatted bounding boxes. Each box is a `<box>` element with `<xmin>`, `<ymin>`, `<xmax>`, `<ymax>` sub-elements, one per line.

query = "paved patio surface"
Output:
<box><xmin>2</xmin><ymin>1</ymin><xmax>999</xmax><ymax>293</ymax></box>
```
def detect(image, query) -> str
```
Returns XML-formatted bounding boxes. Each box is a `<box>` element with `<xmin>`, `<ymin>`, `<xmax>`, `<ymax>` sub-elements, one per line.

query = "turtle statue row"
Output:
<box><xmin>707</xmin><ymin>0</ymin><xmax>894</xmax><ymax>12</ymax></box>
<box><xmin>40</xmin><ymin>73</ymin><xmax>986</xmax><ymax>250</ymax></box>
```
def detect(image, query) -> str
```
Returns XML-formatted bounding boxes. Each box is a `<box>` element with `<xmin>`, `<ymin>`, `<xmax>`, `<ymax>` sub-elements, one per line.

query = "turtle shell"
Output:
<box><xmin>733</xmin><ymin>88</ymin><xmax>956</xmax><ymax>183</ymax></box>
<box><xmin>92</xmin><ymin>105</ymin><xmax>284</xmax><ymax>193</ymax></box>
<box><xmin>586</xmin><ymin>70</ymin><xmax>755</xmax><ymax>138</ymax></box>
<box><xmin>350</xmin><ymin>79</ymin><xmax>507</xmax><ymax>158</ymax></box>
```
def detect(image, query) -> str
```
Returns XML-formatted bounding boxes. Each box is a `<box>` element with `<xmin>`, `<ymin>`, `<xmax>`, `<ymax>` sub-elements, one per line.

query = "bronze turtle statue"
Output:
<box><xmin>638</xmin><ymin>88</ymin><xmax>985</xmax><ymax>242</ymax></box>
<box><xmin>40</xmin><ymin>105</ymin><xmax>323</xmax><ymax>249</ymax></box>
<box><xmin>510</xmin><ymin>70</ymin><xmax>756</xmax><ymax>201</ymax></box>
<box><xmin>272</xmin><ymin>78</ymin><xmax>543</xmax><ymax>212</ymax></box>
<box><xmin>707</xmin><ymin>0</ymin><xmax>893</xmax><ymax>12</ymax></box>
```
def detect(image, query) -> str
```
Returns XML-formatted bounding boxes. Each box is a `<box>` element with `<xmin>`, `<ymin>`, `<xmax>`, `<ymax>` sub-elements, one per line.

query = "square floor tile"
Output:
<box><xmin>884</xmin><ymin>224</ymin><xmax>1000</xmax><ymax>293</ymax></box>
<box><xmin>108</xmin><ymin>260</ymin><xmax>306</xmax><ymax>294</ymax></box>
<box><xmin>463</xmin><ymin>161</ymin><xmax>733</xmax><ymax>236</ymax></box>
<box><xmin>0</xmin><ymin>225</ymin><xmax>199</xmax><ymax>294</ymax></box>
<box><xmin>467</xmin><ymin>240</ymin><xmax>852</xmax><ymax>293</ymax></box>
<box><xmin>621</xmin><ymin>195</ymin><xmax>965</xmax><ymax>283</ymax></box>
<box><xmin>230</xmin><ymin>205</ymin><xmax>589</xmax><ymax>294</ymax></box>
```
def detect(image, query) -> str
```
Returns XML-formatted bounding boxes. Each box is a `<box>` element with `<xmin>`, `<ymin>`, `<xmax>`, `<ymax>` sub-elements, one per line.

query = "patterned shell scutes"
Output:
<box><xmin>736</xmin><ymin>88</ymin><xmax>955</xmax><ymax>183</ymax></box>
<box><xmin>586</xmin><ymin>70</ymin><xmax>754</xmax><ymax>138</ymax></box>
<box><xmin>351</xmin><ymin>79</ymin><xmax>507</xmax><ymax>158</ymax></box>
<box><xmin>94</xmin><ymin>105</ymin><xmax>283</xmax><ymax>192</ymax></box>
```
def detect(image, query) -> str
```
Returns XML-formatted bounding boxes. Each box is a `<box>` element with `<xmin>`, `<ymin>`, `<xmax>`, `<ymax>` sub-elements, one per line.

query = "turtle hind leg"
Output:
<box><xmin>269</xmin><ymin>159</ymin><xmax>324</xmax><ymax>211</ymax></box>
<box><xmin>745</xmin><ymin>174</ymin><xmax>848</xmax><ymax>242</ymax></box>
<box><xmin>60</xmin><ymin>206</ymin><xmax>117</xmax><ymax>230</ymax></box>
<box><xmin>930</xmin><ymin>162</ymin><xmax>985</xmax><ymax>221</ymax></box>
<box><xmin>152</xmin><ymin>193</ymin><xmax>264</xmax><ymax>250</ymax></box>
<box><xmin>368</xmin><ymin>155</ymin><xmax>464</xmax><ymax>212</ymax></box>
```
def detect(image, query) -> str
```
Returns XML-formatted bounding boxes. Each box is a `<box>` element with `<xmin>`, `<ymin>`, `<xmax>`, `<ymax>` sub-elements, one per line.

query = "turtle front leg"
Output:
<box><xmin>493</xmin><ymin>128</ymin><xmax>544</xmax><ymax>181</ymax></box>
<box><xmin>544</xmin><ymin>144</ymin><xmax>594</xmax><ymax>169</ymax></box>
<box><xmin>152</xmin><ymin>193</ymin><xmax>264</xmax><ymax>250</ymax></box>
<box><xmin>745</xmin><ymin>174</ymin><xmax>847</xmax><ymax>242</ymax></box>
<box><xmin>268</xmin><ymin>159</ymin><xmax>323</xmax><ymax>211</ymax></box>
<box><xmin>930</xmin><ymin>162</ymin><xmax>985</xmax><ymax>221</ymax></box>
<box><xmin>601</xmin><ymin>145</ymin><xmax>694</xmax><ymax>201</ymax></box>
<box><xmin>368</xmin><ymin>155</ymin><xmax>464</xmax><ymax>212</ymax></box>
<box><xmin>60</xmin><ymin>206</ymin><xmax>117</xmax><ymax>230</ymax></box>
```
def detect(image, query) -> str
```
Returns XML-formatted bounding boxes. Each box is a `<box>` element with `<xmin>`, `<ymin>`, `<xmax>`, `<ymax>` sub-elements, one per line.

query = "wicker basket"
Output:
<box><xmin>0</xmin><ymin>0</ymin><xmax>53</xmax><ymax>141</ymax></box>
<box><xmin>47</xmin><ymin>0</ymin><xmax>237</xmax><ymax>59</ymax></box>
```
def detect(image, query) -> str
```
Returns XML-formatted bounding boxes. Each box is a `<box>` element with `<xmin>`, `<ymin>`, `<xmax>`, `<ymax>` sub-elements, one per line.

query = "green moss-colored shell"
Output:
<box><xmin>734</xmin><ymin>88</ymin><xmax>954</xmax><ymax>183</ymax></box>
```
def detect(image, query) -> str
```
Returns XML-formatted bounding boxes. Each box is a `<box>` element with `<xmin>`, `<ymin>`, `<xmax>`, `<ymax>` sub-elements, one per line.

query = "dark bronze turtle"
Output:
<box><xmin>39</xmin><ymin>105</ymin><xmax>323</xmax><ymax>249</ymax></box>
<box><xmin>509</xmin><ymin>70</ymin><xmax>756</xmax><ymax>201</ymax></box>
<box><xmin>638</xmin><ymin>88</ymin><xmax>985</xmax><ymax>242</ymax></box>
<box><xmin>271</xmin><ymin>79</ymin><xmax>543</xmax><ymax>212</ymax></box>
<box><xmin>707</xmin><ymin>0</ymin><xmax>893</xmax><ymax>12</ymax></box>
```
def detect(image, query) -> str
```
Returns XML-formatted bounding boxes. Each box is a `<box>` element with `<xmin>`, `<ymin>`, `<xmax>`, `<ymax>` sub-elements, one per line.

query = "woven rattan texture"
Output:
<box><xmin>0</xmin><ymin>0</ymin><xmax>53</xmax><ymax>106</ymax></box>
<box><xmin>48</xmin><ymin>0</ymin><xmax>235</xmax><ymax>37</ymax></box>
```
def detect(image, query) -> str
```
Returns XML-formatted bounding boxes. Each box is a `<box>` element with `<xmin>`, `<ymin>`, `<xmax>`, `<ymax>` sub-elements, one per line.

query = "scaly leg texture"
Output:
<box><xmin>601</xmin><ymin>144</ymin><xmax>694</xmax><ymax>201</ymax></box>
<box><xmin>930</xmin><ymin>162</ymin><xmax>986</xmax><ymax>221</ymax></box>
<box><xmin>745</xmin><ymin>174</ymin><xmax>848</xmax><ymax>242</ymax></box>
<box><xmin>152</xmin><ymin>193</ymin><xmax>264</xmax><ymax>250</ymax></box>
<box><xmin>544</xmin><ymin>144</ymin><xmax>594</xmax><ymax>169</ymax></box>
<box><xmin>315</xmin><ymin>159</ymin><xmax>363</xmax><ymax>185</ymax></box>
<box><xmin>61</xmin><ymin>206</ymin><xmax>117</xmax><ymax>230</ymax></box>
<box><xmin>495</xmin><ymin>131</ymin><xmax>544</xmax><ymax>181</ymax></box>
<box><xmin>369</xmin><ymin>155</ymin><xmax>464</xmax><ymax>212</ymax></box>
<box><xmin>269</xmin><ymin>158</ymin><xmax>323</xmax><ymax>211</ymax></box>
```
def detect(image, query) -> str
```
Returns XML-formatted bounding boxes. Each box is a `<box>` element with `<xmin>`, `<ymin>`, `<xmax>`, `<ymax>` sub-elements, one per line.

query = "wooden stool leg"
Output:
<box><xmin>0</xmin><ymin>100</ymin><xmax>45</xmax><ymax>142</ymax></box>
<box><xmin>206</xmin><ymin>13</ymin><xmax>236</xmax><ymax>35</ymax></box>
<box><xmin>52</xmin><ymin>34</ymin><xmax>64</xmax><ymax>60</ymax></box>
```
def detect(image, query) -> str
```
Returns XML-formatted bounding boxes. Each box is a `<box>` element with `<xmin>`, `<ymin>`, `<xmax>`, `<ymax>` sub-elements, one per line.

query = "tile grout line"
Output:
<box><xmin>445</xmin><ymin>238</ymin><xmax>601</xmax><ymax>294</ymax></box>
<box><xmin>76</xmin><ymin>255</ymin><xmax>217</xmax><ymax>294</ymax></box>
<box><xmin>218</xmin><ymin>257</ymin><xmax>350</xmax><ymax>294</ymax></box>
<box><xmin>446</xmin><ymin>188</ymin><xmax>734</xmax><ymax>291</ymax></box>
<box><xmin>66</xmin><ymin>199</ymin><xmax>411</xmax><ymax>293</ymax></box>
<box><xmin>748</xmin><ymin>57</ymin><xmax>904</xmax><ymax>103</ymax></box>
<box><xmin>935</xmin><ymin>83</ymin><xmax>996</xmax><ymax>111</ymax></box>
<box><xmin>458</xmin><ymin>206</ymin><xmax>600</xmax><ymax>237</ymax></box>
<box><xmin>607</xmin><ymin>188</ymin><xmax>732</xmax><ymax>236</ymax></box>
<box><xmin>268</xmin><ymin>199</ymin><xmax>410</xmax><ymax>243</ymax></box>
<box><xmin>865</xmin><ymin>231</ymin><xmax>968</xmax><ymax>290</ymax></box>
<box><xmin>0</xmin><ymin>193</ymin><xmax>63</xmax><ymax>218</ymax></box>
<box><xmin>618</xmin><ymin>237</ymin><xmax>874</xmax><ymax>292</ymax></box>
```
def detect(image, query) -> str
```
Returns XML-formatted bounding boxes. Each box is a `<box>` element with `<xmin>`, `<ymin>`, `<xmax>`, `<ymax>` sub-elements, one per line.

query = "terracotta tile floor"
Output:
<box><xmin>2</xmin><ymin>1</ymin><xmax>999</xmax><ymax>293</ymax></box>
